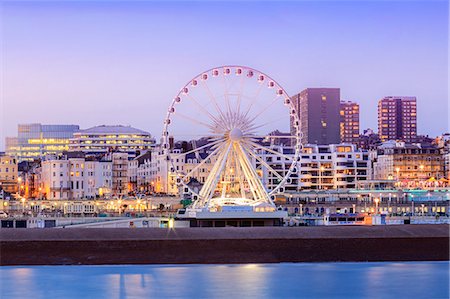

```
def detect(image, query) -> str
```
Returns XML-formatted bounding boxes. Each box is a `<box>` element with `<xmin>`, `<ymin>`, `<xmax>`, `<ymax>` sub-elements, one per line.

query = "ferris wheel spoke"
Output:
<box><xmin>235</xmin><ymin>75</ymin><xmax>246</xmax><ymax>122</ymax></box>
<box><xmin>248</xmin><ymin>135</ymin><xmax>298</xmax><ymax>139</ymax></box>
<box><xmin>200</xmin><ymin>80</ymin><xmax>229</xmax><ymax>128</ymax></box>
<box><xmin>246</xmin><ymin>95</ymin><xmax>282</xmax><ymax>127</ymax></box>
<box><xmin>243</xmin><ymin>115</ymin><xmax>287</xmax><ymax>133</ymax></box>
<box><xmin>241</xmin><ymin>82</ymin><xmax>265</xmax><ymax>121</ymax></box>
<box><xmin>173</xmin><ymin>112</ymin><xmax>217</xmax><ymax>131</ymax></box>
<box><xmin>171</xmin><ymin>138</ymin><xmax>224</xmax><ymax>159</ymax></box>
<box><xmin>180</xmin><ymin>142</ymin><xmax>226</xmax><ymax>180</ymax></box>
<box><xmin>183</xmin><ymin>93</ymin><xmax>225</xmax><ymax>130</ymax></box>
<box><xmin>241</xmin><ymin>144</ymin><xmax>284</xmax><ymax>181</ymax></box>
<box><xmin>246</xmin><ymin>140</ymin><xmax>295</xmax><ymax>161</ymax></box>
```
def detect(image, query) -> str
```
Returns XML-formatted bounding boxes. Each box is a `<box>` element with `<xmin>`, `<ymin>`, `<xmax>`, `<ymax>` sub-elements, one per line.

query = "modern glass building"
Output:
<box><xmin>6</xmin><ymin>124</ymin><xmax>80</xmax><ymax>162</ymax></box>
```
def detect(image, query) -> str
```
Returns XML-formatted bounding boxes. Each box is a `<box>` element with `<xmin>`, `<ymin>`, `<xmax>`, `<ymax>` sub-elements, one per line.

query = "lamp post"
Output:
<box><xmin>374</xmin><ymin>197</ymin><xmax>380</xmax><ymax>215</ymax></box>
<box><xmin>396</xmin><ymin>167</ymin><xmax>400</xmax><ymax>188</ymax></box>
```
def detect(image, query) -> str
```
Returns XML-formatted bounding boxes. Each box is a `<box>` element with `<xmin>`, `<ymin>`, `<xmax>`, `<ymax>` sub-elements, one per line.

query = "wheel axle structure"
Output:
<box><xmin>162</xmin><ymin>65</ymin><xmax>302</xmax><ymax>213</ymax></box>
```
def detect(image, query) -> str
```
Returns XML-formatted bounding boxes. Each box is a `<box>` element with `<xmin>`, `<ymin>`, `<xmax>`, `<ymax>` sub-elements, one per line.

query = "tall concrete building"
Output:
<box><xmin>340</xmin><ymin>101</ymin><xmax>360</xmax><ymax>144</ymax></box>
<box><xmin>378</xmin><ymin>96</ymin><xmax>417</xmax><ymax>143</ymax></box>
<box><xmin>291</xmin><ymin>88</ymin><xmax>341</xmax><ymax>145</ymax></box>
<box><xmin>6</xmin><ymin>124</ymin><xmax>80</xmax><ymax>162</ymax></box>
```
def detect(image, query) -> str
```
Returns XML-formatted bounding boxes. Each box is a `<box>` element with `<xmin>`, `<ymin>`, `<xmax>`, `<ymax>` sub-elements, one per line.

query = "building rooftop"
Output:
<box><xmin>76</xmin><ymin>125</ymin><xmax>151</xmax><ymax>136</ymax></box>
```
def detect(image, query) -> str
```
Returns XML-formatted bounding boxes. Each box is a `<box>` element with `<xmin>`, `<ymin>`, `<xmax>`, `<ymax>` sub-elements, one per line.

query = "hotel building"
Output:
<box><xmin>69</xmin><ymin>125</ymin><xmax>155</xmax><ymax>157</ymax></box>
<box><xmin>373</xmin><ymin>141</ymin><xmax>443</xmax><ymax>182</ymax></box>
<box><xmin>291</xmin><ymin>88</ymin><xmax>341</xmax><ymax>145</ymax></box>
<box><xmin>378</xmin><ymin>96</ymin><xmax>417</xmax><ymax>143</ymax></box>
<box><xmin>6</xmin><ymin>124</ymin><xmax>79</xmax><ymax>162</ymax></box>
<box><xmin>340</xmin><ymin>101</ymin><xmax>360</xmax><ymax>144</ymax></box>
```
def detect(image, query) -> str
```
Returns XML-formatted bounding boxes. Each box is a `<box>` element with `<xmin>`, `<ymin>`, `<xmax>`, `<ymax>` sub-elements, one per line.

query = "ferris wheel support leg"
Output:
<box><xmin>205</xmin><ymin>143</ymin><xmax>233</xmax><ymax>207</ymax></box>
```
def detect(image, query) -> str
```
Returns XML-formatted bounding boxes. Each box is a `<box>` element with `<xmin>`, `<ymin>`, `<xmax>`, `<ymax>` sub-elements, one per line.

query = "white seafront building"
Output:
<box><xmin>40</xmin><ymin>154</ymin><xmax>112</xmax><ymax>200</ymax></box>
<box><xmin>133</xmin><ymin>142</ymin><xmax>371</xmax><ymax>197</ymax></box>
<box><xmin>257</xmin><ymin>143</ymin><xmax>370</xmax><ymax>192</ymax></box>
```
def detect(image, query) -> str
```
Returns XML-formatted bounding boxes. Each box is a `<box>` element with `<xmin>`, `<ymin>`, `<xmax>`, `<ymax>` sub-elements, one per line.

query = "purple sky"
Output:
<box><xmin>1</xmin><ymin>0</ymin><xmax>448</xmax><ymax>150</ymax></box>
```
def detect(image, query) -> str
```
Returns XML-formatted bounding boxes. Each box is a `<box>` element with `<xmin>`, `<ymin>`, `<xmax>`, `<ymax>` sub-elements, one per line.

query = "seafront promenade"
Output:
<box><xmin>1</xmin><ymin>225</ymin><xmax>448</xmax><ymax>265</ymax></box>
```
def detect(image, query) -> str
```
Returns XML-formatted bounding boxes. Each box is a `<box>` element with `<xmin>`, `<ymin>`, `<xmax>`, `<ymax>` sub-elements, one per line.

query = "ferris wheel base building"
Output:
<box><xmin>177</xmin><ymin>208</ymin><xmax>288</xmax><ymax>227</ymax></box>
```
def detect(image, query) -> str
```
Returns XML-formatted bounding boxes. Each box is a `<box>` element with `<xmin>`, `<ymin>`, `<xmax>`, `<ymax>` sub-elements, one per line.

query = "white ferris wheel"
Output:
<box><xmin>162</xmin><ymin>65</ymin><xmax>301</xmax><ymax>211</ymax></box>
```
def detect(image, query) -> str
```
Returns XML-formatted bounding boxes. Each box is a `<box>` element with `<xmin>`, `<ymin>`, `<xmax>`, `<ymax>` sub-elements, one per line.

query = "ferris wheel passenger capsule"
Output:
<box><xmin>175</xmin><ymin>96</ymin><xmax>181</xmax><ymax>103</ymax></box>
<box><xmin>201</xmin><ymin>73</ymin><xmax>208</xmax><ymax>80</ymax></box>
<box><xmin>236</xmin><ymin>68</ymin><xmax>242</xmax><ymax>75</ymax></box>
<box><xmin>191</xmin><ymin>80</ymin><xmax>198</xmax><ymax>86</ymax></box>
<box><xmin>182</xmin><ymin>87</ymin><xmax>189</xmax><ymax>94</ymax></box>
<box><xmin>277</xmin><ymin>89</ymin><xmax>283</xmax><ymax>95</ymax></box>
<box><xmin>212</xmin><ymin>69</ymin><xmax>219</xmax><ymax>76</ymax></box>
<box><xmin>164</xmin><ymin>118</ymin><xmax>171</xmax><ymax>125</ymax></box>
<box><xmin>284</xmin><ymin>98</ymin><xmax>290</xmax><ymax>105</ymax></box>
<box><xmin>258</xmin><ymin>75</ymin><xmax>265</xmax><ymax>82</ymax></box>
<box><xmin>224</xmin><ymin>68</ymin><xmax>231</xmax><ymax>75</ymax></box>
<box><xmin>247</xmin><ymin>70</ymin><xmax>254</xmax><ymax>77</ymax></box>
<box><xmin>168</xmin><ymin>107</ymin><xmax>175</xmax><ymax>113</ymax></box>
<box><xmin>268</xmin><ymin>81</ymin><xmax>275</xmax><ymax>88</ymax></box>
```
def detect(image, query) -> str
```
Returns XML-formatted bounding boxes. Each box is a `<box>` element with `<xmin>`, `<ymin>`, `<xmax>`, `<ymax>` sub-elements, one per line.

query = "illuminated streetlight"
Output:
<box><xmin>374</xmin><ymin>197</ymin><xmax>380</xmax><ymax>214</ymax></box>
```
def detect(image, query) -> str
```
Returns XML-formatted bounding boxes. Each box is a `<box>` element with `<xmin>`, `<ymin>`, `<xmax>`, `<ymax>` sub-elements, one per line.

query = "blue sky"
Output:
<box><xmin>1</xmin><ymin>0</ymin><xmax>448</xmax><ymax>150</ymax></box>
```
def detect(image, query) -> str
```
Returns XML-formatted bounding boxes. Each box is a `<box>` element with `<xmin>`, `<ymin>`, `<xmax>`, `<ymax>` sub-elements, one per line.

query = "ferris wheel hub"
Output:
<box><xmin>229</xmin><ymin>128</ymin><xmax>243</xmax><ymax>142</ymax></box>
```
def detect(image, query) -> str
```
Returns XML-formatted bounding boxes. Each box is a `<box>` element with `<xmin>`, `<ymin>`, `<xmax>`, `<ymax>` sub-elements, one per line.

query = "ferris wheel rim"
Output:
<box><xmin>161</xmin><ymin>65</ymin><xmax>302</xmax><ymax>201</ymax></box>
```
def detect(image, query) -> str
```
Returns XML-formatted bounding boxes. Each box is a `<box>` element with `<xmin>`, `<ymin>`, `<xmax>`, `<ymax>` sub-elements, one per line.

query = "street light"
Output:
<box><xmin>374</xmin><ymin>197</ymin><xmax>380</xmax><ymax>215</ymax></box>
<box><xmin>395</xmin><ymin>167</ymin><xmax>400</xmax><ymax>188</ymax></box>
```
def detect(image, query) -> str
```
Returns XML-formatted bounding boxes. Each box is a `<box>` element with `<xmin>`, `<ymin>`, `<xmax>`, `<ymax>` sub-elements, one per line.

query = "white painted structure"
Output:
<box><xmin>162</xmin><ymin>65</ymin><xmax>300</xmax><ymax>217</ymax></box>
<box><xmin>41</xmin><ymin>156</ymin><xmax>112</xmax><ymax>200</ymax></box>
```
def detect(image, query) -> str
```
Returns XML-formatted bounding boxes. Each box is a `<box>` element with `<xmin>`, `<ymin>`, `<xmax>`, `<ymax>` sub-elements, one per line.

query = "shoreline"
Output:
<box><xmin>1</xmin><ymin>224</ymin><xmax>448</xmax><ymax>266</ymax></box>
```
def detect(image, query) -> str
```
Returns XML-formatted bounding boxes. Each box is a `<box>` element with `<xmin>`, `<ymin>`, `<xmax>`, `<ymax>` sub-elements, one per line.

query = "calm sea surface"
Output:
<box><xmin>0</xmin><ymin>262</ymin><xmax>448</xmax><ymax>299</ymax></box>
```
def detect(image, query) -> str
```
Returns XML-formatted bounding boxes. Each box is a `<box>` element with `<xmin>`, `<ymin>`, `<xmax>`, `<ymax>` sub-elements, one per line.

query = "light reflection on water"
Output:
<box><xmin>0</xmin><ymin>262</ymin><xmax>448</xmax><ymax>299</ymax></box>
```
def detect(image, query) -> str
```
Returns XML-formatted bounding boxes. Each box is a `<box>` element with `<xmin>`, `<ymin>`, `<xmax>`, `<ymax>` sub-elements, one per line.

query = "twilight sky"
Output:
<box><xmin>0</xmin><ymin>0</ymin><xmax>448</xmax><ymax>150</ymax></box>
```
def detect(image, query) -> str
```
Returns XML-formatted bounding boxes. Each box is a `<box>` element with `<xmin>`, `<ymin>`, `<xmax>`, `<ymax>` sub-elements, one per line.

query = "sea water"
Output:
<box><xmin>0</xmin><ymin>262</ymin><xmax>448</xmax><ymax>299</ymax></box>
